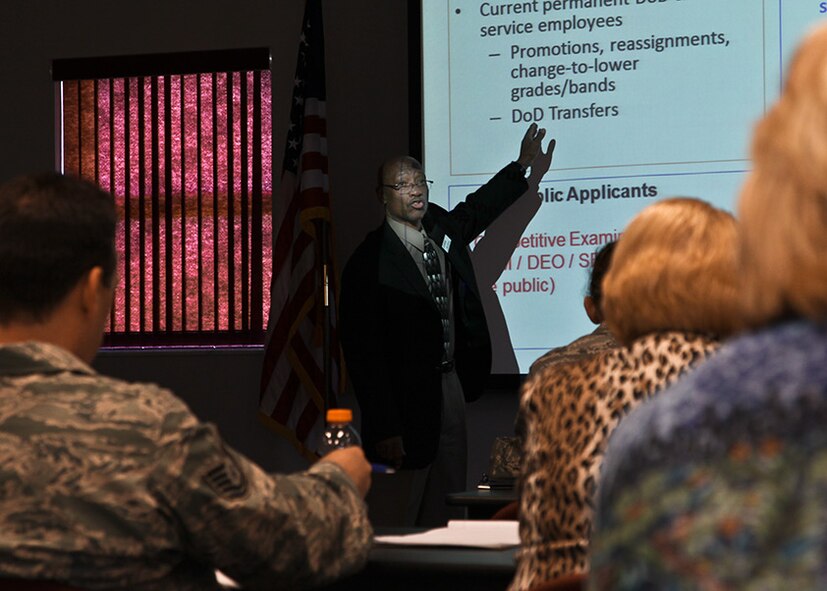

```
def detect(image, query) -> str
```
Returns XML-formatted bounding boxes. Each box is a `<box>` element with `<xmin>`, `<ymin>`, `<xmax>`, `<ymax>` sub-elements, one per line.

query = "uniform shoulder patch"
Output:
<box><xmin>202</xmin><ymin>453</ymin><xmax>249</xmax><ymax>500</ymax></box>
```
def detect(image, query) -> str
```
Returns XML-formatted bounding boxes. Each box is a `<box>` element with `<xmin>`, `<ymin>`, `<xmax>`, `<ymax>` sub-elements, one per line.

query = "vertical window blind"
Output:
<box><xmin>53</xmin><ymin>49</ymin><xmax>273</xmax><ymax>346</ymax></box>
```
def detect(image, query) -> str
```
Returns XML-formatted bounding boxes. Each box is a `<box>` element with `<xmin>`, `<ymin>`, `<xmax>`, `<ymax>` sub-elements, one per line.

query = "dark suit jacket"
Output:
<box><xmin>340</xmin><ymin>162</ymin><xmax>528</xmax><ymax>468</ymax></box>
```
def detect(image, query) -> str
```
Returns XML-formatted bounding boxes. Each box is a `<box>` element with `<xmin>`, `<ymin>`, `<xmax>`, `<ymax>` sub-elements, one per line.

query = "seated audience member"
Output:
<box><xmin>506</xmin><ymin>241</ymin><xmax>619</xmax><ymax>505</ymax></box>
<box><xmin>0</xmin><ymin>172</ymin><xmax>372</xmax><ymax>590</ymax></box>
<box><xmin>528</xmin><ymin>240</ymin><xmax>618</xmax><ymax>375</ymax></box>
<box><xmin>509</xmin><ymin>197</ymin><xmax>740</xmax><ymax>591</ymax></box>
<box><xmin>590</xmin><ymin>24</ymin><xmax>827</xmax><ymax>591</ymax></box>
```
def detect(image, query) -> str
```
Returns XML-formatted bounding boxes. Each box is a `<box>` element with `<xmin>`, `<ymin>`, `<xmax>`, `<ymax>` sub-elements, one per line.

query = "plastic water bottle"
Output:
<box><xmin>319</xmin><ymin>408</ymin><xmax>361</xmax><ymax>454</ymax></box>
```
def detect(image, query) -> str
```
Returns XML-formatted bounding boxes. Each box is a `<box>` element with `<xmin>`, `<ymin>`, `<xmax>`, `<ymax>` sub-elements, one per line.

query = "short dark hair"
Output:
<box><xmin>0</xmin><ymin>172</ymin><xmax>117</xmax><ymax>323</ymax></box>
<box><xmin>375</xmin><ymin>156</ymin><xmax>423</xmax><ymax>197</ymax></box>
<box><xmin>587</xmin><ymin>240</ymin><xmax>616</xmax><ymax>308</ymax></box>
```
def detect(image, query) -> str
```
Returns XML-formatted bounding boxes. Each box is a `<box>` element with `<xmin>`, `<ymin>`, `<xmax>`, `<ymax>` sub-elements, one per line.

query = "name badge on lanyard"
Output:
<box><xmin>441</xmin><ymin>235</ymin><xmax>452</xmax><ymax>253</ymax></box>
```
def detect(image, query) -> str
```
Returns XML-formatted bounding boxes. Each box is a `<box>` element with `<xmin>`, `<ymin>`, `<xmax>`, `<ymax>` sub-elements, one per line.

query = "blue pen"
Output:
<box><xmin>371</xmin><ymin>463</ymin><xmax>396</xmax><ymax>474</ymax></box>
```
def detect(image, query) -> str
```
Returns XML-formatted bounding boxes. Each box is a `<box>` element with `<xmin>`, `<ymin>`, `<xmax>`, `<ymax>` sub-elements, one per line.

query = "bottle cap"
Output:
<box><xmin>326</xmin><ymin>408</ymin><xmax>353</xmax><ymax>423</ymax></box>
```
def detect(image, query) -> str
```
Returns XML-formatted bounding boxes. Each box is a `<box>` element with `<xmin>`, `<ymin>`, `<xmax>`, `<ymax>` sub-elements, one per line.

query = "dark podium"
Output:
<box><xmin>446</xmin><ymin>487</ymin><xmax>518</xmax><ymax>519</ymax></box>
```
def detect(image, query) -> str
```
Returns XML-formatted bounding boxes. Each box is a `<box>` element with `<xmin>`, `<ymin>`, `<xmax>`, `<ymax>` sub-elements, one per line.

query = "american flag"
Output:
<box><xmin>259</xmin><ymin>0</ymin><xmax>342</xmax><ymax>460</ymax></box>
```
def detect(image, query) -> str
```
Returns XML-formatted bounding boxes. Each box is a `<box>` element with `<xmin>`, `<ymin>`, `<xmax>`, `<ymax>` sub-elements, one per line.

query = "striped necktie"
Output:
<box><xmin>423</xmin><ymin>236</ymin><xmax>450</xmax><ymax>360</ymax></box>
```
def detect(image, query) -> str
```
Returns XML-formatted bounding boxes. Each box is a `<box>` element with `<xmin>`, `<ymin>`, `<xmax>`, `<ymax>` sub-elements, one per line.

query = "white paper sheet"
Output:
<box><xmin>215</xmin><ymin>570</ymin><xmax>240</xmax><ymax>588</ymax></box>
<box><xmin>373</xmin><ymin>520</ymin><xmax>519</xmax><ymax>549</ymax></box>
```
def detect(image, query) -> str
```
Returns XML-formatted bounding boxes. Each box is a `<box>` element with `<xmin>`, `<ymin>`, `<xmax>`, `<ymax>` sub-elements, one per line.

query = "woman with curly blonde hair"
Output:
<box><xmin>511</xmin><ymin>196</ymin><xmax>740</xmax><ymax>591</ymax></box>
<box><xmin>591</xmin><ymin>22</ymin><xmax>827</xmax><ymax>591</ymax></box>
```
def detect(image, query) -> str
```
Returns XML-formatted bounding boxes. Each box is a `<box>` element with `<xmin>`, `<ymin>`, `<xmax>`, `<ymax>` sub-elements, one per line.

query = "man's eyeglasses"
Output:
<box><xmin>382</xmin><ymin>179</ymin><xmax>433</xmax><ymax>194</ymax></box>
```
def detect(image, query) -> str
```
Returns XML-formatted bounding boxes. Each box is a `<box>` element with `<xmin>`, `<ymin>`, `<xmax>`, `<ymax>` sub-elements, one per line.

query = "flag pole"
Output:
<box><xmin>257</xmin><ymin>0</ymin><xmax>341</xmax><ymax>459</ymax></box>
<box><xmin>321</xmin><ymin>219</ymin><xmax>333</xmax><ymax>412</ymax></box>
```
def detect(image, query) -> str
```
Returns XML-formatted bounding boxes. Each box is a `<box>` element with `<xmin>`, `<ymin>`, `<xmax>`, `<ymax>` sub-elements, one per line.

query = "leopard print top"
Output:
<box><xmin>509</xmin><ymin>331</ymin><xmax>719</xmax><ymax>591</ymax></box>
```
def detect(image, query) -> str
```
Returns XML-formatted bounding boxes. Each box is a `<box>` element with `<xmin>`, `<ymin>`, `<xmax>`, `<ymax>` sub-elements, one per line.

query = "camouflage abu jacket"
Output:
<box><xmin>0</xmin><ymin>342</ymin><xmax>372</xmax><ymax>590</ymax></box>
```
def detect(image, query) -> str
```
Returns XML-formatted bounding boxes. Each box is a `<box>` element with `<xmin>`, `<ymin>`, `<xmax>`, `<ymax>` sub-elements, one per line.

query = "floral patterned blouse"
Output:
<box><xmin>590</xmin><ymin>320</ymin><xmax>827</xmax><ymax>591</ymax></box>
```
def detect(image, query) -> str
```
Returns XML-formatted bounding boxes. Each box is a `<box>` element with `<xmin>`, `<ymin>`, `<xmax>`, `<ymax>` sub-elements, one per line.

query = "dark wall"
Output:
<box><xmin>0</xmin><ymin>0</ymin><xmax>400</xmax><ymax>256</ymax></box>
<box><xmin>0</xmin><ymin>0</ymin><xmax>521</xmax><ymax>480</ymax></box>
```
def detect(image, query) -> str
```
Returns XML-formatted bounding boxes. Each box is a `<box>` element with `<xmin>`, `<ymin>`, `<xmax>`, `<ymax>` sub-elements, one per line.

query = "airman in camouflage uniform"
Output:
<box><xmin>0</xmin><ymin>342</ymin><xmax>372</xmax><ymax>590</ymax></box>
<box><xmin>0</xmin><ymin>172</ymin><xmax>373</xmax><ymax>590</ymax></box>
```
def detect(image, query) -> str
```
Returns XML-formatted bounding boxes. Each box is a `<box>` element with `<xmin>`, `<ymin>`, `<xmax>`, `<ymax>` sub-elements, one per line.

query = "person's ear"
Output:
<box><xmin>69</xmin><ymin>266</ymin><xmax>112</xmax><ymax>364</ymax></box>
<box><xmin>584</xmin><ymin>295</ymin><xmax>603</xmax><ymax>325</ymax></box>
<box><xmin>80</xmin><ymin>266</ymin><xmax>108</xmax><ymax>316</ymax></box>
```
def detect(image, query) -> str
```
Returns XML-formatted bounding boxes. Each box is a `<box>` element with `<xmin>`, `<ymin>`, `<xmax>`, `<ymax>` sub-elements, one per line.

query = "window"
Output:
<box><xmin>53</xmin><ymin>48</ymin><xmax>273</xmax><ymax>346</ymax></box>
